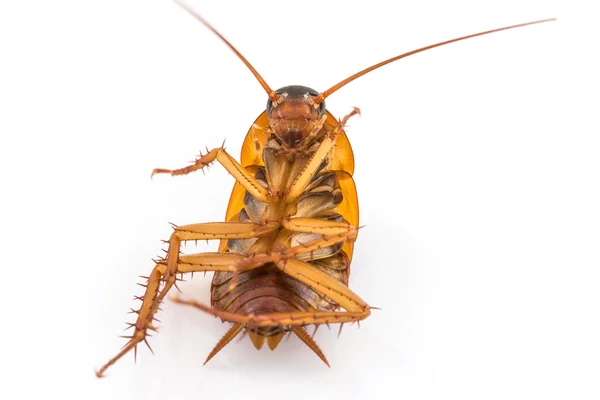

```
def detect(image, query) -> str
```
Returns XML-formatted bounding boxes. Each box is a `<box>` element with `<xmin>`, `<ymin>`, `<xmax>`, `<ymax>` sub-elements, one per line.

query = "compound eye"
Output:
<box><xmin>266</xmin><ymin>98</ymin><xmax>273</xmax><ymax>114</ymax></box>
<box><xmin>317</xmin><ymin>100</ymin><xmax>326</xmax><ymax>117</ymax></box>
<box><xmin>308</xmin><ymin>95</ymin><xmax>326</xmax><ymax>118</ymax></box>
<box><xmin>301</xmin><ymin>91</ymin><xmax>326</xmax><ymax>118</ymax></box>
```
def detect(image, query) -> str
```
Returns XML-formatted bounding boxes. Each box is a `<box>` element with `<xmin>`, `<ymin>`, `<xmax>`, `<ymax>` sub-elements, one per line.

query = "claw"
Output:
<box><xmin>150</xmin><ymin>168</ymin><xmax>172</xmax><ymax>179</ymax></box>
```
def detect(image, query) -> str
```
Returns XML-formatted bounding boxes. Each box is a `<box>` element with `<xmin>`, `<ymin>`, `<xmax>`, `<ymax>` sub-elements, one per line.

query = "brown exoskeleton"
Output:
<box><xmin>96</xmin><ymin>0</ymin><xmax>555</xmax><ymax>377</ymax></box>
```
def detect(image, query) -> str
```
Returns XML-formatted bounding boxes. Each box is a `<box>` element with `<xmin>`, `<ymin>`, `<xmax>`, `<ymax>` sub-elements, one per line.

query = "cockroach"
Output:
<box><xmin>96</xmin><ymin>0</ymin><xmax>555</xmax><ymax>377</ymax></box>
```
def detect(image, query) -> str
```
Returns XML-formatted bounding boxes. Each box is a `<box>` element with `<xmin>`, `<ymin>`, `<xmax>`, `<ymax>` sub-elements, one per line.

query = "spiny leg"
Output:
<box><xmin>285</xmin><ymin>108</ymin><xmax>360</xmax><ymax>201</ymax></box>
<box><xmin>97</xmin><ymin>252</ymin><xmax>268</xmax><ymax>378</ymax></box>
<box><xmin>274</xmin><ymin>257</ymin><xmax>369</xmax><ymax>315</ymax></box>
<box><xmin>171</xmin><ymin>227</ymin><xmax>365</xmax><ymax>366</ymax></box>
<box><xmin>151</xmin><ymin>145</ymin><xmax>273</xmax><ymax>203</ymax></box>
<box><xmin>170</xmin><ymin>299</ymin><xmax>371</xmax><ymax>329</ymax></box>
<box><xmin>282</xmin><ymin>216</ymin><xmax>357</xmax><ymax>236</ymax></box>
<box><xmin>96</xmin><ymin>221</ymin><xmax>277</xmax><ymax>377</ymax></box>
<box><xmin>174</xmin><ymin>221</ymin><xmax>278</xmax><ymax>241</ymax></box>
<box><xmin>225</xmin><ymin>225</ymin><xmax>359</xmax><ymax>291</ymax></box>
<box><xmin>174</xmin><ymin>235</ymin><xmax>370</xmax><ymax>323</ymax></box>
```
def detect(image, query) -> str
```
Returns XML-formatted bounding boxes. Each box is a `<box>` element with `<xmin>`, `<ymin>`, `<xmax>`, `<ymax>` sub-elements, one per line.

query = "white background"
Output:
<box><xmin>1</xmin><ymin>0</ymin><xmax>598</xmax><ymax>399</ymax></box>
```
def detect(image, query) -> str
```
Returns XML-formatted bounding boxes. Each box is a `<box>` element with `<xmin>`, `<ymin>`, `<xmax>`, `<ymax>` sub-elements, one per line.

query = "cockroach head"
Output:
<box><xmin>266</xmin><ymin>85</ymin><xmax>326</xmax><ymax>147</ymax></box>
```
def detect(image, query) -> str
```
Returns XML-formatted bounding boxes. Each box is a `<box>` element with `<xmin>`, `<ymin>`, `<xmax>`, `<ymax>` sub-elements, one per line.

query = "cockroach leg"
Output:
<box><xmin>282</xmin><ymin>216</ymin><xmax>356</xmax><ymax>236</ymax></box>
<box><xmin>170</xmin><ymin>300</ymin><xmax>370</xmax><ymax>333</ymax></box>
<box><xmin>151</xmin><ymin>147</ymin><xmax>273</xmax><ymax>203</ymax></box>
<box><xmin>190</xmin><ymin>253</ymin><xmax>371</xmax><ymax>327</ymax></box>
<box><xmin>277</xmin><ymin>227</ymin><xmax>358</xmax><ymax>260</ymax></box>
<box><xmin>225</xmin><ymin>226</ymin><xmax>359</xmax><ymax>291</ymax></box>
<box><xmin>273</xmin><ymin>258</ymin><xmax>369</xmax><ymax>315</ymax></box>
<box><xmin>284</xmin><ymin>108</ymin><xmax>360</xmax><ymax>201</ymax></box>
<box><xmin>177</xmin><ymin>252</ymin><xmax>267</xmax><ymax>275</ymax></box>
<box><xmin>96</xmin><ymin>222</ymin><xmax>278</xmax><ymax>377</ymax></box>
<box><xmin>173</xmin><ymin>221</ymin><xmax>278</xmax><ymax>241</ymax></box>
<box><xmin>173</xmin><ymin>231</ymin><xmax>367</xmax><ymax>365</ymax></box>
